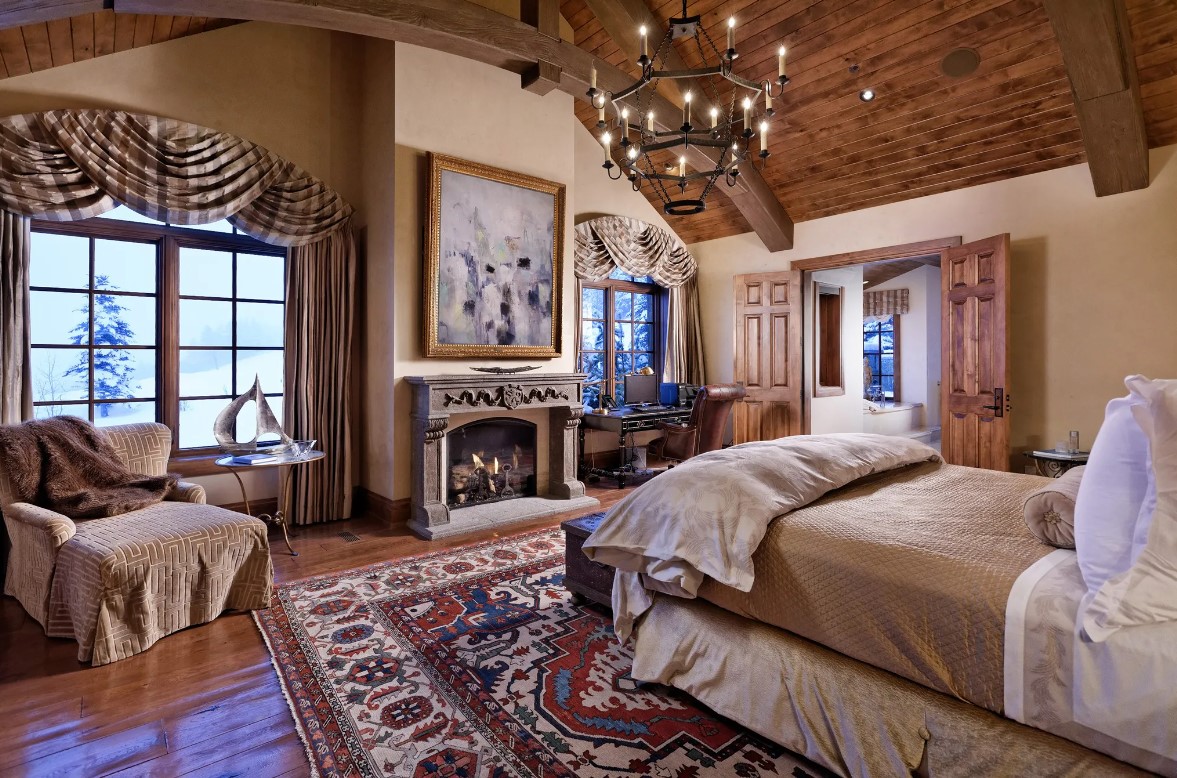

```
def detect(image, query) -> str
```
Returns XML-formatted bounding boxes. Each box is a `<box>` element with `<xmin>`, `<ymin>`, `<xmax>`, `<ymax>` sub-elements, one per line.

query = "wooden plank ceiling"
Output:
<box><xmin>563</xmin><ymin>0</ymin><xmax>1177</xmax><ymax>246</ymax></box>
<box><xmin>0</xmin><ymin>10</ymin><xmax>236</xmax><ymax>79</ymax></box>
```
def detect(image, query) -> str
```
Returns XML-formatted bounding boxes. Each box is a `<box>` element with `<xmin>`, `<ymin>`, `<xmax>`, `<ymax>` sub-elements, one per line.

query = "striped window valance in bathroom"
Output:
<box><xmin>864</xmin><ymin>289</ymin><xmax>910</xmax><ymax>317</ymax></box>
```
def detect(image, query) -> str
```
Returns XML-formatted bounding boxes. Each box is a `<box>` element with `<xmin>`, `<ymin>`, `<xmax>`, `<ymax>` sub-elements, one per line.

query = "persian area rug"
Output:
<box><xmin>256</xmin><ymin>526</ymin><xmax>820</xmax><ymax>778</ymax></box>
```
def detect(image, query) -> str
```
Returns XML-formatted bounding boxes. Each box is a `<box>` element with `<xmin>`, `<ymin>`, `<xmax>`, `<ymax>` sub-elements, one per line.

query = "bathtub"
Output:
<box><xmin>862</xmin><ymin>401</ymin><xmax>925</xmax><ymax>436</ymax></box>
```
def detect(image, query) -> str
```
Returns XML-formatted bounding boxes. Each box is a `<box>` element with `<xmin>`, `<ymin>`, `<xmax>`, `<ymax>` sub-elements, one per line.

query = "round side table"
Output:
<box><xmin>215</xmin><ymin>450</ymin><xmax>325</xmax><ymax>556</ymax></box>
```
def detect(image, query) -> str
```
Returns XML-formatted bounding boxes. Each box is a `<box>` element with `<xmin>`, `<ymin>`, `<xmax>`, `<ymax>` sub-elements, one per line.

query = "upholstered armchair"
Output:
<box><xmin>1</xmin><ymin>421</ymin><xmax>272</xmax><ymax>665</ymax></box>
<box><xmin>650</xmin><ymin>384</ymin><xmax>747</xmax><ymax>463</ymax></box>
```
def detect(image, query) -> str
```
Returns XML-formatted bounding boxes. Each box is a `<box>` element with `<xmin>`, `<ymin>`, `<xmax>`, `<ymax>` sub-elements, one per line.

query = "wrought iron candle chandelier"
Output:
<box><xmin>588</xmin><ymin>1</ymin><xmax>789</xmax><ymax>216</ymax></box>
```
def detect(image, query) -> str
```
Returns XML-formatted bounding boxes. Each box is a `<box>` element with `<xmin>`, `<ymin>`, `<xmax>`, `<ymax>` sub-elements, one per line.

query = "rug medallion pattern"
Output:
<box><xmin>256</xmin><ymin>526</ymin><xmax>810</xmax><ymax>777</ymax></box>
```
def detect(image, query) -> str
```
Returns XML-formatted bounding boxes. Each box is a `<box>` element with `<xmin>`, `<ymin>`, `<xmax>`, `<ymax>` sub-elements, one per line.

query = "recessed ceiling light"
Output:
<box><xmin>859</xmin><ymin>88</ymin><xmax>876</xmax><ymax>102</ymax></box>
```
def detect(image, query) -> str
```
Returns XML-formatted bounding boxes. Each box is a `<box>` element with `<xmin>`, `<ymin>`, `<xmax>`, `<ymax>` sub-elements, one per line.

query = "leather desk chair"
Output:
<box><xmin>650</xmin><ymin>383</ymin><xmax>746</xmax><ymax>463</ymax></box>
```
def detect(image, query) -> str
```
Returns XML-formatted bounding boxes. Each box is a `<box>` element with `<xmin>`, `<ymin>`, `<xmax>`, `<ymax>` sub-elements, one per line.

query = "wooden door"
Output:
<box><xmin>733</xmin><ymin>271</ymin><xmax>803</xmax><ymax>443</ymax></box>
<box><xmin>941</xmin><ymin>234</ymin><xmax>1011</xmax><ymax>470</ymax></box>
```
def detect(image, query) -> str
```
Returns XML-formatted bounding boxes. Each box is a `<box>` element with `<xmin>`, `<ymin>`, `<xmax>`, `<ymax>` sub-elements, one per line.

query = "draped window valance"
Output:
<box><xmin>0</xmin><ymin>110</ymin><xmax>353</xmax><ymax>247</ymax></box>
<box><xmin>574</xmin><ymin>215</ymin><xmax>697</xmax><ymax>287</ymax></box>
<box><xmin>864</xmin><ymin>289</ymin><xmax>910</xmax><ymax>318</ymax></box>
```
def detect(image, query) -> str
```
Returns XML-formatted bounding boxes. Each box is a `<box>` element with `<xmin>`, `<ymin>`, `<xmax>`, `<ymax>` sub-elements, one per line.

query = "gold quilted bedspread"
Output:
<box><xmin>698</xmin><ymin>461</ymin><xmax>1053</xmax><ymax>713</ymax></box>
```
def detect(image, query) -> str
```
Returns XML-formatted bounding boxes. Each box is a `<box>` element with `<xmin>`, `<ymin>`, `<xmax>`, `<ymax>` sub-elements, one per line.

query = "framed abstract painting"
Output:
<box><xmin>424</xmin><ymin>153</ymin><xmax>565</xmax><ymax>358</ymax></box>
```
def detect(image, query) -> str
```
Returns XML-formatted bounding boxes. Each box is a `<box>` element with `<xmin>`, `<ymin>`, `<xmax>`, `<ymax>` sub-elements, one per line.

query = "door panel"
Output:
<box><xmin>941</xmin><ymin>234</ymin><xmax>1010</xmax><ymax>470</ymax></box>
<box><xmin>733</xmin><ymin>271</ymin><xmax>802</xmax><ymax>444</ymax></box>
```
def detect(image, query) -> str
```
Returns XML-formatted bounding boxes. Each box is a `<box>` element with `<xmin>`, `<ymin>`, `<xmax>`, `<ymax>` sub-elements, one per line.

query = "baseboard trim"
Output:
<box><xmin>218</xmin><ymin>497</ymin><xmax>279</xmax><ymax>516</ymax></box>
<box><xmin>353</xmin><ymin>486</ymin><xmax>409</xmax><ymax>528</ymax></box>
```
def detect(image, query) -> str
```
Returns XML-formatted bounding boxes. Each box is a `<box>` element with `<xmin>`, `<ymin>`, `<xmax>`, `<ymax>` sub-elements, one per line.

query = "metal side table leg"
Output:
<box><xmin>230</xmin><ymin>466</ymin><xmax>298</xmax><ymax>556</ymax></box>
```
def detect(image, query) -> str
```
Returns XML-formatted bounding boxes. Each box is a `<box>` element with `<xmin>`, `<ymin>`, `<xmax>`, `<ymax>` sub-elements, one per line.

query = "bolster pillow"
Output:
<box><xmin>1023</xmin><ymin>466</ymin><xmax>1084</xmax><ymax>549</ymax></box>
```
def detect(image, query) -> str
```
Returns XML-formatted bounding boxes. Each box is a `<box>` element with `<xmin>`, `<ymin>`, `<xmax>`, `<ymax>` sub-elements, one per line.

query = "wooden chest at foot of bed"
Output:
<box><xmin>561</xmin><ymin>514</ymin><xmax>614</xmax><ymax>608</ymax></box>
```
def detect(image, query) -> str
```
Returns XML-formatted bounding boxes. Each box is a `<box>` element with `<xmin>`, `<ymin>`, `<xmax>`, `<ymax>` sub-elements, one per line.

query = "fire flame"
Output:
<box><xmin>472</xmin><ymin>453</ymin><xmax>485</xmax><ymax>469</ymax></box>
<box><xmin>493</xmin><ymin>457</ymin><xmax>499</xmax><ymax>474</ymax></box>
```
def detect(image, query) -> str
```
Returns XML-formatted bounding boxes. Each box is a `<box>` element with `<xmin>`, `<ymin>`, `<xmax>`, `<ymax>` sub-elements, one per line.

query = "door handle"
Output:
<box><xmin>982</xmin><ymin>387</ymin><xmax>1004</xmax><ymax>417</ymax></box>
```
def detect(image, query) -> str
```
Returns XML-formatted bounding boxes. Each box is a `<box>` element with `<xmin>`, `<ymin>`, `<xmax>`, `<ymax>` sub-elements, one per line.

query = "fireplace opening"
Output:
<box><xmin>446</xmin><ymin>418</ymin><xmax>538</xmax><ymax>509</ymax></box>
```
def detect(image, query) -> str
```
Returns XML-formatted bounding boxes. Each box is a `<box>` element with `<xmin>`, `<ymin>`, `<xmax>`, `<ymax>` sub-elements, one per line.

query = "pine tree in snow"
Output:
<box><xmin>65</xmin><ymin>276</ymin><xmax>139</xmax><ymax>416</ymax></box>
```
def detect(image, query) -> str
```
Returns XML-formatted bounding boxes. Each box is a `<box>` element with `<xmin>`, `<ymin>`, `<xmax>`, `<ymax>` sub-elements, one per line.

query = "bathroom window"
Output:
<box><xmin>863</xmin><ymin>315</ymin><xmax>898</xmax><ymax>401</ymax></box>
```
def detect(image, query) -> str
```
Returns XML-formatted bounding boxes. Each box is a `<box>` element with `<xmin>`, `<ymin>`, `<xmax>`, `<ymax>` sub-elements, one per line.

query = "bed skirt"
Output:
<box><xmin>631</xmin><ymin>596</ymin><xmax>1146</xmax><ymax>778</ymax></box>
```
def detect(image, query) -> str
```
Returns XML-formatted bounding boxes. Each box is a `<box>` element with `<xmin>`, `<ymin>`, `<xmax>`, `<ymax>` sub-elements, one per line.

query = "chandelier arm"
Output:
<box><xmin>722</xmin><ymin>72</ymin><xmax>764</xmax><ymax>92</ymax></box>
<box><xmin>650</xmin><ymin>66</ymin><xmax>723</xmax><ymax>80</ymax></box>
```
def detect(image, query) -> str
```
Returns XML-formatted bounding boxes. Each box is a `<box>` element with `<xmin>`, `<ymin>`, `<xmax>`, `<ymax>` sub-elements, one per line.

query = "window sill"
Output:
<box><xmin>168</xmin><ymin>453</ymin><xmax>228</xmax><ymax>478</ymax></box>
<box><xmin>814</xmin><ymin>385</ymin><xmax>846</xmax><ymax>398</ymax></box>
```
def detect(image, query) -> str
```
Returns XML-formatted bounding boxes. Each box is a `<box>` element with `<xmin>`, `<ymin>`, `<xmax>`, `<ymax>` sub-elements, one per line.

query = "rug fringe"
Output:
<box><xmin>252</xmin><ymin>609</ymin><xmax>322</xmax><ymax>778</ymax></box>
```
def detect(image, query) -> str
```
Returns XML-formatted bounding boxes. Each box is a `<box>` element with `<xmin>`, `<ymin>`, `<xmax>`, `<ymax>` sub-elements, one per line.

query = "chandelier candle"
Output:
<box><xmin>727</xmin><ymin>17</ymin><xmax>735</xmax><ymax>53</ymax></box>
<box><xmin>591</xmin><ymin>63</ymin><xmax>597</xmax><ymax>91</ymax></box>
<box><xmin>647</xmin><ymin>111</ymin><xmax>654</xmax><ymax>132</ymax></box>
<box><xmin>601</xmin><ymin>132</ymin><xmax>611</xmax><ymax>161</ymax></box>
<box><xmin>759</xmin><ymin>121</ymin><xmax>768</xmax><ymax>152</ymax></box>
<box><xmin>684</xmin><ymin>91</ymin><xmax>692</xmax><ymax>128</ymax></box>
<box><xmin>621</xmin><ymin>108</ymin><xmax>630</xmax><ymax>139</ymax></box>
<box><xmin>710</xmin><ymin>106</ymin><xmax>718</xmax><ymax>129</ymax></box>
<box><xmin>779</xmin><ymin>46</ymin><xmax>787</xmax><ymax>78</ymax></box>
<box><xmin>640</xmin><ymin>25</ymin><xmax>648</xmax><ymax>59</ymax></box>
<box><xmin>743</xmin><ymin>97</ymin><xmax>752</xmax><ymax>132</ymax></box>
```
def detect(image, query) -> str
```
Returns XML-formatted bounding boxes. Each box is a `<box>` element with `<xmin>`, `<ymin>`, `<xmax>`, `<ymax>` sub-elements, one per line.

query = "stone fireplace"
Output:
<box><xmin>407</xmin><ymin>373</ymin><xmax>598</xmax><ymax>539</ymax></box>
<box><xmin>446</xmin><ymin>418</ymin><xmax>537</xmax><ymax>508</ymax></box>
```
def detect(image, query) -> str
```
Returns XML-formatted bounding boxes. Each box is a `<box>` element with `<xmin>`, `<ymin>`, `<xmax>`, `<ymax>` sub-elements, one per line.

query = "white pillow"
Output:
<box><xmin>1074</xmin><ymin>389</ymin><xmax>1151</xmax><ymax>597</ymax></box>
<box><xmin>1083</xmin><ymin>376</ymin><xmax>1177</xmax><ymax>640</ymax></box>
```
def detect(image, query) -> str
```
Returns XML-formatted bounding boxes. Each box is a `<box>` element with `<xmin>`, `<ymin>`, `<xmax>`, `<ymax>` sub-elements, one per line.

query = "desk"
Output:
<box><xmin>215</xmin><ymin>450</ymin><xmax>325</xmax><ymax>556</ymax></box>
<box><xmin>579</xmin><ymin>405</ymin><xmax>692</xmax><ymax>487</ymax></box>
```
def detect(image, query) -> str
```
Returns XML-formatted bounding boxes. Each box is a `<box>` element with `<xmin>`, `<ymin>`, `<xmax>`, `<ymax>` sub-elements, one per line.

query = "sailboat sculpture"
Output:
<box><xmin>213</xmin><ymin>375</ymin><xmax>295</xmax><ymax>454</ymax></box>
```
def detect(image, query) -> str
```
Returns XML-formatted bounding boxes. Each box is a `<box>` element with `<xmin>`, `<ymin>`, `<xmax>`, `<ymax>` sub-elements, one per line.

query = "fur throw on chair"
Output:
<box><xmin>0</xmin><ymin>417</ymin><xmax>176</xmax><ymax>518</ymax></box>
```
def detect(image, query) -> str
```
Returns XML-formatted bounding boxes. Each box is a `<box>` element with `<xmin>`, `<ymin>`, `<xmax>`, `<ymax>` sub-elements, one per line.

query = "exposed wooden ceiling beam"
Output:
<box><xmin>521</xmin><ymin>0</ymin><xmax>561</xmax><ymax>95</ymax></box>
<box><xmin>582</xmin><ymin>0</ymin><xmax>691</xmax><ymax>109</ymax></box>
<box><xmin>1043</xmin><ymin>0</ymin><xmax>1148</xmax><ymax>195</ymax></box>
<box><xmin>103</xmin><ymin>0</ymin><xmax>792</xmax><ymax>249</ymax></box>
<box><xmin>0</xmin><ymin>1</ymin><xmax>104</xmax><ymax>28</ymax></box>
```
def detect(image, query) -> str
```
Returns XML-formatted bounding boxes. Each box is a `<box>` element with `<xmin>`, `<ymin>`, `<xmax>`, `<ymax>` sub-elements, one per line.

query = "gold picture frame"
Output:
<box><xmin>424</xmin><ymin>152</ymin><xmax>565</xmax><ymax>358</ymax></box>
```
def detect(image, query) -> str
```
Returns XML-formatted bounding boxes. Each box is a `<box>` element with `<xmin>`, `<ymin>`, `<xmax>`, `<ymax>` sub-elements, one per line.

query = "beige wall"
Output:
<box><xmin>0</xmin><ymin>21</ymin><xmax>366</xmax><ymax>504</ymax></box>
<box><xmin>693</xmin><ymin>145</ymin><xmax>1177</xmax><ymax>461</ymax></box>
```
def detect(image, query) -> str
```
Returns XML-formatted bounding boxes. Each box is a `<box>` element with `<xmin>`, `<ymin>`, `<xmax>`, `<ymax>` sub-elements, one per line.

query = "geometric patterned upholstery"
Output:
<box><xmin>1</xmin><ymin>421</ymin><xmax>271</xmax><ymax>664</ymax></box>
<box><xmin>45</xmin><ymin>501</ymin><xmax>273</xmax><ymax>665</ymax></box>
<box><xmin>99</xmin><ymin>422</ymin><xmax>171</xmax><ymax>477</ymax></box>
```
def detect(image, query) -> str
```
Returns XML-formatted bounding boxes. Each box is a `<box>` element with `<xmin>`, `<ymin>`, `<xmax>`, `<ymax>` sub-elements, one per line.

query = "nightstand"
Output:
<box><xmin>561</xmin><ymin>513</ymin><xmax>614</xmax><ymax>608</ymax></box>
<box><xmin>1023</xmin><ymin>450</ymin><xmax>1089</xmax><ymax>478</ymax></box>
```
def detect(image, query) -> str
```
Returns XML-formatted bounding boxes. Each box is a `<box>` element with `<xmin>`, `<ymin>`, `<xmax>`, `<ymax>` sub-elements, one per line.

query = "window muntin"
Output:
<box><xmin>578</xmin><ymin>270</ymin><xmax>660</xmax><ymax>408</ymax></box>
<box><xmin>863</xmin><ymin>315</ymin><xmax>897</xmax><ymax>401</ymax></box>
<box><xmin>30</xmin><ymin>209</ymin><xmax>286</xmax><ymax>454</ymax></box>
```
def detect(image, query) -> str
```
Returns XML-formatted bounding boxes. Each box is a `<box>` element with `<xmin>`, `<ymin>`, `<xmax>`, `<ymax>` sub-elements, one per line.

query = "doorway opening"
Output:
<box><xmin>801</xmin><ymin>253</ymin><xmax>945</xmax><ymax>453</ymax></box>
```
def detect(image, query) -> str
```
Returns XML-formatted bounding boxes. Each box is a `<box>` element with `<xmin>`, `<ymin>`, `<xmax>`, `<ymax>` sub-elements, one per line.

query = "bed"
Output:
<box><xmin>582</xmin><ymin>433</ymin><xmax>1177</xmax><ymax>777</ymax></box>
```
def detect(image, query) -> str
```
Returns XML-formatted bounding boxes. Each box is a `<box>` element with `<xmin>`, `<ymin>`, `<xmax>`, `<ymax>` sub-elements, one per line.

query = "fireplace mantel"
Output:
<box><xmin>406</xmin><ymin>373</ymin><xmax>598</xmax><ymax>539</ymax></box>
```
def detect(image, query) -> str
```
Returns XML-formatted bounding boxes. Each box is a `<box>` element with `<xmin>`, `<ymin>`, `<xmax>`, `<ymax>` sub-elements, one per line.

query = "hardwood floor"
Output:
<box><xmin>0</xmin><ymin>486</ymin><xmax>628</xmax><ymax>777</ymax></box>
